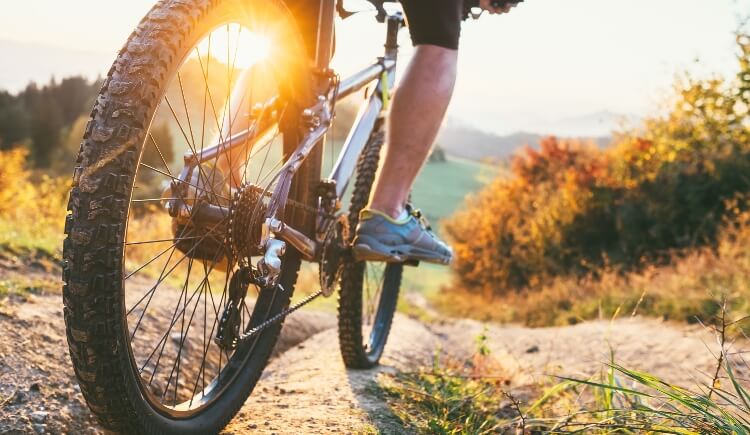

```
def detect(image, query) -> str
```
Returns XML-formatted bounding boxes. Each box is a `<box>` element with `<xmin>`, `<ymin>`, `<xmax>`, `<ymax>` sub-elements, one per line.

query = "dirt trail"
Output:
<box><xmin>0</xmin><ymin>292</ymin><xmax>334</xmax><ymax>434</ymax></box>
<box><xmin>1</xmin><ymin>267</ymin><xmax>745</xmax><ymax>433</ymax></box>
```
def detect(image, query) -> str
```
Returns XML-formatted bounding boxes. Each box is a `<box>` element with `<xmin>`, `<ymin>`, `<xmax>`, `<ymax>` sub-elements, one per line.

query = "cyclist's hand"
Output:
<box><xmin>479</xmin><ymin>0</ymin><xmax>519</xmax><ymax>15</ymax></box>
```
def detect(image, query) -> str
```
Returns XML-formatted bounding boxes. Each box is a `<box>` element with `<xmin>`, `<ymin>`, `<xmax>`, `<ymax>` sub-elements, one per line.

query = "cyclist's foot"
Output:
<box><xmin>352</xmin><ymin>206</ymin><xmax>453</xmax><ymax>265</ymax></box>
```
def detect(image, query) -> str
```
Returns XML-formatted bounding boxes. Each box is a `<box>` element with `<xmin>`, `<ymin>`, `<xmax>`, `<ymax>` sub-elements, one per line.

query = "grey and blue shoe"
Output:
<box><xmin>352</xmin><ymin>207</ymin><xmax>453</xmax><ymax>265</ymax></box>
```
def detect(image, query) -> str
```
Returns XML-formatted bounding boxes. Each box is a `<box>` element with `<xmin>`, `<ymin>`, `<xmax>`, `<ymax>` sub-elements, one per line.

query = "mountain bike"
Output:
<box><xmin>62</xmin><ymin>0</ymin><xmax>508</xmax><ymax>432</ymax></box>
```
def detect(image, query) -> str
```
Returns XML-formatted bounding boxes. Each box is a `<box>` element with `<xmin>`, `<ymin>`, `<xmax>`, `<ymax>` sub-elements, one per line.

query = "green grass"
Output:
<box><xmin>411</xmin><ymin>156</ymin><xmax>500</xmax><ymax>230</ymax></box>
<box><xmin>379</xmin><ymin>344</ymin><xmax>750</xmax><ymax>434</ymax></box>
<box><xmin>378</xmin><ymin>335</ymin><xmax>523</xmax><ymax>434</ymax></box>
<box><xmin>0</xmin><ymin>218</ymin><xmax>63</xmax><ymax>260</ymax></box>
<box><xmin>0</xmin><ymin>277</ymin><xmax>58</xmax><ymax>300</ymax></box>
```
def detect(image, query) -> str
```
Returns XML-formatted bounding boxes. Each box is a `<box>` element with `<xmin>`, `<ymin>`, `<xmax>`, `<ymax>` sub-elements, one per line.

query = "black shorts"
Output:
<box><xmin>400</xmin><ymin>0</ymin><xmax>463</xmax><ymax>50</ymax></box>
<box><xmin>288</xmin><ymin>0</ymin><xmax>463</xmax><ymax>56</ymax></box>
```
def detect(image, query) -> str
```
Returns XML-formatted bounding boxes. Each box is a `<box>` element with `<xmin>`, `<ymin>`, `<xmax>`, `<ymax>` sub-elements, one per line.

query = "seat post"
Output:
<box><xmin>314</xmin><ymin>0</ymin><xmax>336</xmax><ymax>76</ymax></box>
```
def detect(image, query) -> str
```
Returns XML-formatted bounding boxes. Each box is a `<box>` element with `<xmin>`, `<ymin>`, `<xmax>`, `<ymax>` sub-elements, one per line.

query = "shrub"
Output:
<box><xmin>445</xmin><ymin>32</ymin><xmax>750</xmax><ymax>296</ymax></box>
<box><xmin>0</xmin><ymin>148</ymin><xmax>69</xmax><ymax>256</ymax></box>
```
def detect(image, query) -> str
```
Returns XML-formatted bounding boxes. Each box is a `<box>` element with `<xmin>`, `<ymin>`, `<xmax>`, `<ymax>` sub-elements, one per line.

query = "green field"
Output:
<box><xmin>411</xmin><ymin>155</ymin><xmax>499</xmax><ymax>230</ymax></box>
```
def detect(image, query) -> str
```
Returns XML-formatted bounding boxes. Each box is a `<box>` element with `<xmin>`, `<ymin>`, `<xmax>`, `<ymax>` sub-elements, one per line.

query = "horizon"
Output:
<box><xmin>1</xmin><ymin>0</ymin><xmax>748</xmax><ymax>137</ymax></box>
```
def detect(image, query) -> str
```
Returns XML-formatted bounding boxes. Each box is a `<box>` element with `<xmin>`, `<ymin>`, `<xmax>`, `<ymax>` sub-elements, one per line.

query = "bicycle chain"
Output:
<box><xmin>239</xmin><ymin>289</ymin><xmax>324</xmax><ymax>341</ymax></box>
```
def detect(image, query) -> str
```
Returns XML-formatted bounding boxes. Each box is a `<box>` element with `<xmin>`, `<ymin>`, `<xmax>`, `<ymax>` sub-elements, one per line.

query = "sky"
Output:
<box><xmin>1</xmin><ymin>0</ymin><xmax>748</xmax><ymax>136</ymax></box>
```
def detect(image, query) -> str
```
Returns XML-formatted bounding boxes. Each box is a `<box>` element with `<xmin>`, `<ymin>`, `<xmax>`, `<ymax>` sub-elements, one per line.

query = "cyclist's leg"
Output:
<box><xmin>354</xmin><ymin>0</ymin><xmax>460</xmax><ymax>264</ymax></box>
<box><xmin>367</xmin><ymin>0</ymin><xmax>461</xmax><ymax>219</ymax></box>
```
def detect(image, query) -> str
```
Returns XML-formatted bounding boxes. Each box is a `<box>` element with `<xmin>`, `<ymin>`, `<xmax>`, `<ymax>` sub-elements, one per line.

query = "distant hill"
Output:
<box><xmin>536</xmin><ymin>110</ymin><xmax>640</xmax><ymax>138</ymax></box>
<box><xmin>437</xmin><ymin>120</ymin><xmax>611</xmax><ymax>162</ymax></box>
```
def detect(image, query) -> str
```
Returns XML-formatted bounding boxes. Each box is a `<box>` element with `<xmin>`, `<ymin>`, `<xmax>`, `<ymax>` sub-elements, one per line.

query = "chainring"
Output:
<box><xmin>319</xmin><ymin>216</ymin><xmax>349</xmax><ymax>297</ymax></box>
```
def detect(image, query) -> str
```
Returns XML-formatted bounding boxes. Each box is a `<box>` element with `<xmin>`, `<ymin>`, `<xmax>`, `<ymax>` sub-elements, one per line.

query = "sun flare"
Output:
<box><xmin>195</xmin><ymin>24</ymin><xmax>272</xmax><ymax>69</ymax></box>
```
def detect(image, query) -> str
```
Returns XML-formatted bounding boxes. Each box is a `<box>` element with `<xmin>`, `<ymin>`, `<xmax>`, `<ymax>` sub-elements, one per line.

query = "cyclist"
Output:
<box><xmin>330</xmin><ymin>0</ymin><xmax>519</xmax><ymax>265</ymax></box>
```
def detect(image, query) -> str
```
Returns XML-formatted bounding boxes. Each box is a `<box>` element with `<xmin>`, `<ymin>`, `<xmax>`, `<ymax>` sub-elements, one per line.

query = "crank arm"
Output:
<box><xmin>264</xmin><ymin>218</ymin><xmax>318</xmax><ymax>261</ymax></box>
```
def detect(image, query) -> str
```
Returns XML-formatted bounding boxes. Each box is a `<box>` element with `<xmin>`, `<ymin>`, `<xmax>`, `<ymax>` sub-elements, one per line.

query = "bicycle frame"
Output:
<box><xmin>167</xmin><ymin>1</ymin><xmax>404</xmax><ymax>265</ymax></box>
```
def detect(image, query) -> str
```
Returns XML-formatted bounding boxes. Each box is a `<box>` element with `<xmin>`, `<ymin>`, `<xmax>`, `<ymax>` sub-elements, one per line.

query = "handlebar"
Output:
<box><xmin>464</xmin><ymin>0</ymin><xmax>524</xmax><ymax>19</ymax></box>
<box><xmin>360</xmin><ymin>0</ymin><xmax>524</xmax><ymax>23</ymax></box>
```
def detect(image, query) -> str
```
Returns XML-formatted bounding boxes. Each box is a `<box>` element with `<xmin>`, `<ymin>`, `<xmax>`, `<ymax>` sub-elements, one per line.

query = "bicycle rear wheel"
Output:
<box><xmin>62</xmin><ymin>0</ymin><xmax>312</xmax><ymax>433</ymax></box>
<box><xmin>338</xmin><ymin>127</ymin><xmax>404</xmax><ymax>369</ymax></box>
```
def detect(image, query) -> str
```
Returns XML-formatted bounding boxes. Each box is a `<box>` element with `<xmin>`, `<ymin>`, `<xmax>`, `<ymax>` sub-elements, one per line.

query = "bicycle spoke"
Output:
<box><xmin>125</xmin><ymin>242</ymin><xmax>178</xmax><ymax>281</ymax></box>
<box><xmin>163</xmin><ymin>257</ymin><xmax>196</xmax><ymax>404</ymax></box>
<box><xmin>148</xmin><ymin>132</ymin><xmax>176</xmax><ymax>179</ymax></box>
<box><xmin>126</xmin><ymin>236</ymin><xmax>203</xmax><ymax>246</ymax></box>
<box><xmin>176</xmin><ymin>71</ymin><xmax>198</xmax><ymax>152</ymax></box>
<box><xmin>138</xmin><ymin>163</ymin><xmax>232</xmax><ymax>202</ymax></box>
<box><xmin>126</xmin><ymin>214</ymin><xmax>230</xmax><ymax>318</ymax></box>
<box><xmin>131</xmin><ymin>197</ymin><xmax>181</xmax><ymax>203</ymax></box>
<box><xmin>172</xmin><ymin>257</ymin><xmax>196</xmax><ymax>402</ymax></box>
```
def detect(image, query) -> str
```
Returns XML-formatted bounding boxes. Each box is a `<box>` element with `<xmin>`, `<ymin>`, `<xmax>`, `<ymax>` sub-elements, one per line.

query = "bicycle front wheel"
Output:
<box><xmin>62</xmin><ymin>0</ymin><xmax>312</xmax><ymax>433</ymax></box>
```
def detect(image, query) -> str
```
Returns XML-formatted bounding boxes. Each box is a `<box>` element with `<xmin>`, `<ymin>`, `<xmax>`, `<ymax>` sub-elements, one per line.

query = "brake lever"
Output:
<box><xmin>468</xmin><ymin>7</ymin><xmax>484</xmax><ymax>20</ymax></box>
<box><xmin>464</xmin><ymin>0</ymin><xmax>524</xmax><ymax>20</ymax></box>
<box><xmin>336</xmin><ymin>0</ymin><xmax>356</xmax><ymax>19</ymax></box>
<box><xmin>365</xmin><ymin>0</ymin><xmax>387</xmax><ymax>22</ymax></box>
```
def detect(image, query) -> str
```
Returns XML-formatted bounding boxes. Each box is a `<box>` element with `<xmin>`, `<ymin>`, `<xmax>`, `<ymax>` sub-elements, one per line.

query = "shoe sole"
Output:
<box><xmin>352</xmin><ymin>243</ymin><xmax>451</xmax><ymax>265</ymax></box>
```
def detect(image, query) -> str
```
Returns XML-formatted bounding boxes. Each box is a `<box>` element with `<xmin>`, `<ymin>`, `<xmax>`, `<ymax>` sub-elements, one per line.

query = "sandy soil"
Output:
<box><xmin>1</xmin><ymin>265</ymin><xmax>745</xmax><ymax>434</ymax></box>
<box><xmin>0</xmin><ymin>291</ymin><xmax>335</xmax><ymax>434</ymax></box>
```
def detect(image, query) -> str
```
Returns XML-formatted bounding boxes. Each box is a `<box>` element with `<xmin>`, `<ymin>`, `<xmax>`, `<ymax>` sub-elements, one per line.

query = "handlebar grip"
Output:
<box><xmin>463</xmin><ymin>0</ymin><xmax>524</xmax><ymax>20</ymax></box>
<box><xmin>467</xmin><ymin>0</ymin><xmax>524</xmax><ymax>10</ymax></box>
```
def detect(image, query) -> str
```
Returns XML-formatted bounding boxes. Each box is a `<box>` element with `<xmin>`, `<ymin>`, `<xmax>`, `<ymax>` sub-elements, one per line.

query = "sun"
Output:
<box><xmin>195</xmin><ymin>24</ymin><xmax>272</xmax><ymax>69</ymax></box>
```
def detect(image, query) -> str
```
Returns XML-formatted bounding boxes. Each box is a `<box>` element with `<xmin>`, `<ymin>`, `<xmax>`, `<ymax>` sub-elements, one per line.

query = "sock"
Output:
<box><xmin>396</xmin><ymin>208</ymin><xmax>409</xmax><ymax>221</ymax></box>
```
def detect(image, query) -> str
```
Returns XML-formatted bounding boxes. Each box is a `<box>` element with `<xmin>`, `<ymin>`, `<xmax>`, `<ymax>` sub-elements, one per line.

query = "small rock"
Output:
<box><xmin>33</xmin><ymin>423</ymin><xmax>47</xmax><ymax>434</ymax></box>
<box><xmin>264</xmin><ymin>421</ymin><xmax>270</xmax><ymax>426</ymax></box>
<box><xmin>30</xmin><ymin>410</ymin><xmax>49</xmax><ymax>424</ymax></box>
<box><xmin>248</xmin><ymin>423</ymin><xmax>257</xmax><ymax>429</ymax></box>
<box><xmin>526</xmin><ymin>345</ymin><xmax>540</xmax><ymax>354</ymax></box>
<box><xmin>29</xmin><ymin>383</ymin><xmax>41</xmax><ymax>392</ymax></box>
<box><xmin>12</xmin><ymin>390</ymin><xmax>29</xmax><ymax>404</ymax></box>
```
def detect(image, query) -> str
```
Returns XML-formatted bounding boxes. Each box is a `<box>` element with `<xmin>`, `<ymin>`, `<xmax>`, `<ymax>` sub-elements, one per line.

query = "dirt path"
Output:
<box><xmin>0</xmin><ymin>292</ymin><xmax>334</xmax><ymax>434</ymax></box>
<box><xmin>223</xmin><ymin>316</ymin><xmax>441</xmax><ymax>434</ymax></box>
<box><xmin>435</xmin><ymin>317</ymin><xmax>737</xmax><ymax>388</ymax></box>
<box><xmin>222</xmin><ymin>316</ymin><xmax>741</xmax><ymax>434</ymax></box>
<box><xmin>1</xmin><ymin>268</ymin><xmax>744</xmax><ymax>433</ymax></box>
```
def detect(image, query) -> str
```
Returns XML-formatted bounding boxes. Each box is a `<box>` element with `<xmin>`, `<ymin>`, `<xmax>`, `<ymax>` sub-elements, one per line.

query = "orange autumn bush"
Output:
<box><xmin>445</xmin><ymin>33</ymin><xmax>750</xmax><ymax>297</ymax></box>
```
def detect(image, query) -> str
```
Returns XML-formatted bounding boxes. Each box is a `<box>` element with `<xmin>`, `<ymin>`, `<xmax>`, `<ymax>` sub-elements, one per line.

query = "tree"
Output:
<box><xmin>22</xmin><ymin>82</ymin><xmax>64</xmax><ymax>168</ymax></box>
<box><xmin>0</xmin><ymin>91</ymin><xmax>29</xmax><ymax>150</ymax></box>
